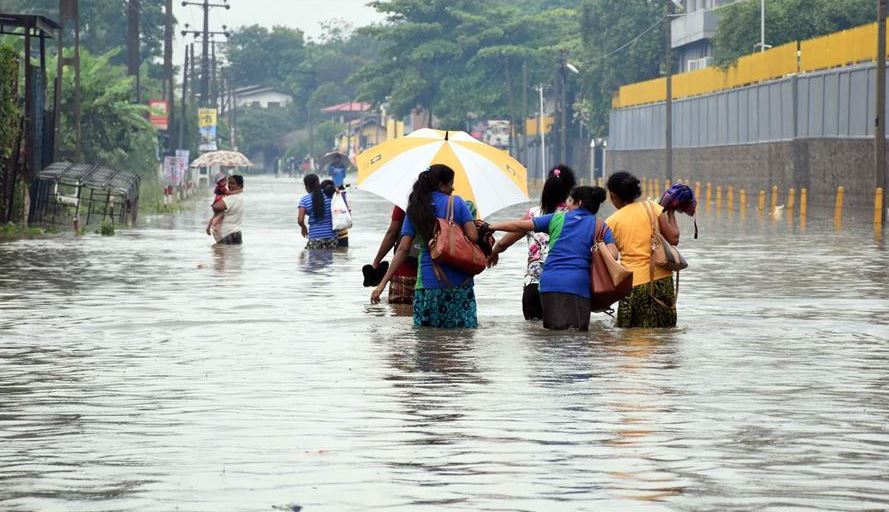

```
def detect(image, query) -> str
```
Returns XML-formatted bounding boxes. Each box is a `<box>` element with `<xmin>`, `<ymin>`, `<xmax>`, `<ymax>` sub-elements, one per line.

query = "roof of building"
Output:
<box><xmin>232</xmin><ymin>85</ymin><xmax>292</xmax><ymax>98</ymax></box>
<box><xmin>0</xmin><ymin>13</ymin><xmax>61</xmax><ymax>37</ymax></box>
<box><xmin>321</xmin><ymin>101</ymin><xmax>372</xmax><ymax>113</ymax></box>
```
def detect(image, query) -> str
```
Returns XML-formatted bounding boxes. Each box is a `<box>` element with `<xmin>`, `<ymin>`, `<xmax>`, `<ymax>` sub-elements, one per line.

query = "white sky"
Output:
<box><xmin>173</xmin><ymin>0</ymin><xmax>385</xmax><ymax>73</ymax></box>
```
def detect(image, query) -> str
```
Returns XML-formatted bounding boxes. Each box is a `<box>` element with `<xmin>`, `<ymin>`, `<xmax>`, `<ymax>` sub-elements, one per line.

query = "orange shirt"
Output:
<box><xmin>606</xmin><ymin>201</ymin><xmax>672</xmax><ymax>286</ymax></box>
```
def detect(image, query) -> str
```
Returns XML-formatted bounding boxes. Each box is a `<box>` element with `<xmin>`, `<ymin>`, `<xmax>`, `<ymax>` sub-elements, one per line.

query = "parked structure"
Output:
<box><xmin>31</xmin><ymin>162</ymin><xmax>141</xmax><ymax>227</ymax></box>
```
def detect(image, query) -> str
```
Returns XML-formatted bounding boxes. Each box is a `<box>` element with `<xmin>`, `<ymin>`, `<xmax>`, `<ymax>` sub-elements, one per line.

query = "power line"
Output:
<box><xmin>594</xmin><ymin>15</ymin><xmax>667</xmax><ymax>63</ymax></box>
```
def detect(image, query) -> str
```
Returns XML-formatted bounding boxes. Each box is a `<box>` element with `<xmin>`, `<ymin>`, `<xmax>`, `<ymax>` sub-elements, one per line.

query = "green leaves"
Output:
<box><xmin>713</xmin><ymin>0</ymin><xmax>874</xmax><ymax>67</ymax></box>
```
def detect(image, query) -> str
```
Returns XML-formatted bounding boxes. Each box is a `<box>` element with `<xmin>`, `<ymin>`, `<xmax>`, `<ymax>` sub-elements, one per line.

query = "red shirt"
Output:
<box><xmin>392</xmin><ymin>206</ymin><xmax>417</xmax><ymax>278</ymax></box>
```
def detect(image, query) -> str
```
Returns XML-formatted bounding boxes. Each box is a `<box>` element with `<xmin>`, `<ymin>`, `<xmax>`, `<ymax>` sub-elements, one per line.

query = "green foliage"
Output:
<box><xmin>713</xmin><ymin>0</ymin><xmax>875</xmax><ymax>67</ymax></box>
<box><xmin>354</xmin><ymin>0</ymin><xmax>577</xmax><ymax>128</ymax></box>
<box><xmin>235</xmin><ymin>104</ymin><xmax>302</xmax><ymax>158</ymax></box>
<box><xmin>227</xmin><ymin>25</ymin><xmax>306</xmax><ymax>89</ymax></box>
<box><xmin>575</xmin><ymin>0</ymin><xmax>665</xmax><ymax>137</ymax></box>
<box><xmin>97</xmin><ymin>221</ymin><xmax>115</xmax><ymax>236</ymax></box>
<box><xmin>0</xmin><ymin>44</ymin><xmax>19</xmax><ymax>161</ymax></box>
<box><xmin>1</xmin><ymin>0</ymin><xmax>168</xmax><ymax>67</ymax></box>
<box><xmin>49</xmin><ymin>48</ymin><xmax>158</xmax><ymax>176</ymax></box>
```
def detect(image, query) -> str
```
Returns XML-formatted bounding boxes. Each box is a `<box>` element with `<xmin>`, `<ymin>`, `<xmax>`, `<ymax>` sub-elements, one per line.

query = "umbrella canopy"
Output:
<box><xmin>319</xmin><ymin>151</ymin><xmax>347</xmax><ymax>169</ymax></box>
<box><xmin>356</xmin><ymin>129</ymin><xmax>528</xmax><ymax>218</ymax></box>
<box><xmin>190</xmin><ymin>150</ymin><xmax>253</xmax><ymax>168</ymax></box>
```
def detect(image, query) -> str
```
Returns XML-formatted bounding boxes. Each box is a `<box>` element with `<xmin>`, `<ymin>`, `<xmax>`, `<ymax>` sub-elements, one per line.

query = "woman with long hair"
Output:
<box><xmin>298</xmin><ymin>173</ymin><xmax>338</xmax><ymax>249</ymax></box>
<box><xmin>486</xmin><ymin>164</ymin><xmax>576</xmax><ymax>320</ymax></box>
<box><xmin>371</xmin><ymin>164</ymin><xmax>480</xmax><ymax>328</ymax></box>
<box><xmin>605</xmin><ymin>171</ymin><xmax>681</xmax><ymax>328</ymax></box>
<box><xmin>490</xmin><ymin>186</ymin><xmax>618</xmax><ymax>331</ymax></box>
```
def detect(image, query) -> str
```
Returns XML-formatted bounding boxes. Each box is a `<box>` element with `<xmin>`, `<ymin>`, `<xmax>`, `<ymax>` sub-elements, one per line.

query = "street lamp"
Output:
<box><xmin>754</xmin><ymin>0</ymin><xmax>772</xmax><ymax>52</ymax></box>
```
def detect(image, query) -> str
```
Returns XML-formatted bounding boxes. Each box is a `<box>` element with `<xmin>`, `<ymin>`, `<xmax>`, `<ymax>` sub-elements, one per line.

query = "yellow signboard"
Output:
<box><xmin>198</xmin><ymin>108</ymin><xmax>217</xmax><ymax>128</ymax></box>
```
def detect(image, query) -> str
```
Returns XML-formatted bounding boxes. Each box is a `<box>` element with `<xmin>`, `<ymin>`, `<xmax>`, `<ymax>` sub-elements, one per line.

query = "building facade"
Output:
<box><xmin>672</xmin><ymin>0</ymin><xmax>733</xmax><ymax>72</ymax></box>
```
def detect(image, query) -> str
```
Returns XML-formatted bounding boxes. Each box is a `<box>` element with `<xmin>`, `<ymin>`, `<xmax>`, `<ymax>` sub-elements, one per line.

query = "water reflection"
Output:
<box><xmin>1</xmin><ymin>176</ymin><xmax>888</xmax><ymax>510</ymax></box>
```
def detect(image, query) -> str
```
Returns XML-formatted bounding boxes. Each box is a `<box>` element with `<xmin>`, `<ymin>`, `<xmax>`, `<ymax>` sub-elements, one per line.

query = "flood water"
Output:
<box><xmin>1</xmin><ymin>175</ymin><xmax>888</xmax><ymax>511</ymax></box>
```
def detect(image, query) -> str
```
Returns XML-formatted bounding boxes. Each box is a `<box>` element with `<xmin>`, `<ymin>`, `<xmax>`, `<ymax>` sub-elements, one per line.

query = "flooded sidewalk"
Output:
<box><xmin>1</xmin><ymin>175</ymin><xmax>888</xmax><ymax>511</ymax></box>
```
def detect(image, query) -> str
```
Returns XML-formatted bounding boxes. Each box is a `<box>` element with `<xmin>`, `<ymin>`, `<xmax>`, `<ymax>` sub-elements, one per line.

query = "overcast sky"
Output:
<box><xmin>173</xmin><ymin>0</ymin><xmax>385</xmax><ymax>69</ymax></box>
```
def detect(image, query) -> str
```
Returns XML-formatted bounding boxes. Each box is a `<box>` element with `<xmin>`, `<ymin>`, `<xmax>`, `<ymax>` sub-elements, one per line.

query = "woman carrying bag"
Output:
<box><xmin>370</xmin><ymin>165</ymin><xmax>480</xmax><ymax>328</ymax></box>
<box><xmin>490</xmin><ymin>186</ymin><xmax>618</xmax><ymax>331</ymax></box>
<box><xmin>605</xmin><ymin>171</ymin><xmax>682</xmax><ymax>328</ymax></box>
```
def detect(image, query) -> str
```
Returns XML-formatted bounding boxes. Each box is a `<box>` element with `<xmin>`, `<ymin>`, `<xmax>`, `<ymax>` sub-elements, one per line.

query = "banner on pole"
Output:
<box><xmin>148</xmin><ymin>100</ymin><xmax>169</xmax><ymax>130</ymax></box>
<box><xmin>198</xmin><ymin>108</ymin><xmax>218</xmax><ymax>152</ymax></box>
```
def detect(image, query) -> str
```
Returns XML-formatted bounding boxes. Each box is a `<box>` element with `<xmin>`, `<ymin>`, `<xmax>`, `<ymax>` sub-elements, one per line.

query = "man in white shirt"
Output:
<box><xmin>213</xmin><ymin>175</ymin><xmax>244</xmax><ymax>244</ymax></box>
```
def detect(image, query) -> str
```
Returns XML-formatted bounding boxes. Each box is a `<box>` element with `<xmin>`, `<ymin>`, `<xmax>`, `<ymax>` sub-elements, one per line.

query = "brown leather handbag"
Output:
<box><xmin>644</xmin><ymin>201</ymin><xmax>687</xmax><ymax>271</ymax></box>
<box><xmin>644</xmin><ymin>200</ymin><xmax>685</xmax><ymax>310</ymax></box>
<box><xmin>428</xmin><ymin>195</ymin><xmax>487</xmax><ymax>277</ymax></box>
<box><xmin>590</xmin><ymin>219</ymin><xmax>634</xmax><ymax>312</ymax></box>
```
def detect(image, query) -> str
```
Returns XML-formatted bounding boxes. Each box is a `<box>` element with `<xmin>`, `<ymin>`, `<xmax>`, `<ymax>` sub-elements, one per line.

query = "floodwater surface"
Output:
<box><xmin>1</xmin><ymin>175</ymin><xmax>888</xmax><ymax>511</ymax></box>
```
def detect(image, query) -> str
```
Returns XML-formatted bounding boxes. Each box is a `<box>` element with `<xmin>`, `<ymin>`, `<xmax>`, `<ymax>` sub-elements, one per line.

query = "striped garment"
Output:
<box><xmin>299</xmin><ymin>193</ymin><xmax>336</xmax><ymax>240</ymax></box>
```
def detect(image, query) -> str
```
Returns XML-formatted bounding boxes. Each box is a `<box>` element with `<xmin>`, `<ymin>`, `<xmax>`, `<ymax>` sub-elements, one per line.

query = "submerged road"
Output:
<box><xmin>1</xmin><ymin>175</ymin><xmax>888</xmax><ymax>511</ymax></box>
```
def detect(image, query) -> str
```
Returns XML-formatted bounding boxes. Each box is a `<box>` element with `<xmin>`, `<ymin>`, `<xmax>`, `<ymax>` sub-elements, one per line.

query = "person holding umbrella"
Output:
<box><xmin>371</xmin><ymin>165</ymin><xmax>480</xmax><ymax>328</ymax></box>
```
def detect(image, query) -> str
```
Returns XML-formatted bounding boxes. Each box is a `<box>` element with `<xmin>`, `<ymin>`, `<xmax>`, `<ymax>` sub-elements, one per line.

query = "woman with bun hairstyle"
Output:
<box><xmin>605</xmin><ymin>171</ymin><xmax>681</xmax><ymax>328</ymax></box>
<box><xmin>490</xmin><ymin>186</ymin><xmax>618</xmax><ymax>331</ymax></box>
<box><xmin>370</xmin><ymin>164</ymin><xmax>480</xmax><ymax>328</ymax></box>
<box><xmin>487</xmin><ymin>165</ymin><xmax>576</xmax><ymax>320</ymax></box>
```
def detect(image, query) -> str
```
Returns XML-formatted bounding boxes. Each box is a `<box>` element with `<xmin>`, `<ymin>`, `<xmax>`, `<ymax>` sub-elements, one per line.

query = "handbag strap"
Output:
<box><xmin>446</xmin><ymin>194</ymin><xmax>455</xmax><ymax>224</ymax></box>
<box><xmin>643</xmin><ymin>200</ymin><xmax>678</xmax><ymax>310</ymax></box>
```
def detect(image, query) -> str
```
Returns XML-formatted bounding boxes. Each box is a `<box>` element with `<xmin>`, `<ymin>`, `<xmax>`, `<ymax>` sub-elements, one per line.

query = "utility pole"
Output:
<box><xmin>522</xmin><ymin>61</ymin><xmax>528</xmax><ymax>165</ymax></box>
<box><xmin>537</xmin><ymin>84</ymin><xmax>546</xmax><ymax>176</ymax></box>
<box><xmin>558</xmin><ymin>49</ymin><xmax>568</xmax><ymax>166</ymax></box>
<box><xmin>878</xmin><ymin>0</ymin><xmax>888</xmax><ymax>222</ymax></box>
<box><xmin>127</xmin><ymin>0</ymin><xmax>140</xmax><ymax>102</ymax></box>
<box><xmin>760</xmin><ymin>0</ymin><xmax>766</xmax><ymax>52</ymax></box>
<box><xmin>665</xmin><ymin>0</ymin><xmax>674</xmax><ymax>182</ymax></box>
<box><xmin>56</xmin><ymin>0</ymin><xmax>82</xmax><ymax>162</ymax></box>
<box><xmin>181</xmin><ymin>0</ymin><xmax>230</xmax><ymax>107</ymax></box>
<box><xmin>179</xmin><ymin>43</ymin><xmax>189</xmax><ymax>150</ymax></box>
<box><xmin>164</xmin><ymin>0</ymin><xmax>175</xmax><ymax>152</ymax></box>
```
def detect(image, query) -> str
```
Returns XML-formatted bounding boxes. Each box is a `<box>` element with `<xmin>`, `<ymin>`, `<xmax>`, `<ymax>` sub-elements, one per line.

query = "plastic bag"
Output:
<box><xmin>331</xmin><ymin>190</ymin><xmax>353</xmax><ymax>231</ymax></box>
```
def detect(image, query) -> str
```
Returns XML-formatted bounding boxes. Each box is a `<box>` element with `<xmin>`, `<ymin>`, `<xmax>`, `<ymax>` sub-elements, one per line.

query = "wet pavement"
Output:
<box><xmin>1</xmin><ymin>175</ymin><xmax>888</xmax><ymax>511</ymax></box>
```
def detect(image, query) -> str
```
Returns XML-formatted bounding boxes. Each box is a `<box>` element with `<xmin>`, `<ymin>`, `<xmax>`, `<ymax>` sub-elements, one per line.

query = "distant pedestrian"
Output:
<box><xmin>371</xmin><ymin>164</ymin><xmax>480</xmax><ymax>328</ymax></box>
<box><xmin>486</xmin><ymin>164</ymin><xmax>576</xmax><ymax>320</ymax></box>
<box><xmin>328</xmin><ymin>156</ymin><xmax>347</xmax><ymax>189</ymax></box>
<box><xmin>491</xmin><ymin>186</ymin><xmax>617</xmax><ymax>331</ymax></box>
<box><xmin>606</xmin><ymin>171</ymin><xmax>681</xmax><ymax>328</ymax></box>
<box><xmin>298</xmin><ymin>173</ymin><xmax>338</xmax><ymax>249</ymax></box>
<box><xmin>213</xmin><ymin>174</ymin><xmax>244</xmax><ymax>245</ymax></box>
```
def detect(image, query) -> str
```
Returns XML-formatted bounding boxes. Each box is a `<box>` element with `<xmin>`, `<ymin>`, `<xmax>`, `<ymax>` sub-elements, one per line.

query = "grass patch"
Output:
<box><xmin>0</xmin><ymin>223</ymin><xmax>59</xmax><ymax>241</ymax></box>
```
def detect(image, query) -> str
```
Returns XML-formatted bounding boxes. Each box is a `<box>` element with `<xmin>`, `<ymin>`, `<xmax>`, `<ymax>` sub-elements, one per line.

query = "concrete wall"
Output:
<box><xmin>605</xmin><ymin>138</ymin><xmax>881</xmax><ymax>210</ymax></box>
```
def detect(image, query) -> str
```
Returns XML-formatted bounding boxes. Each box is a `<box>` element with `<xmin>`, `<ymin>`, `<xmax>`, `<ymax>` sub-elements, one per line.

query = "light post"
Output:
<box><xmin>536</xmin><ymin>84</ymin><xmax>546</xmax><ymax>177</ymax></box>
<box><xmin>754</xmin><ymin>0</ymin><xmax>772</xmax><ymax>52</ymax></box>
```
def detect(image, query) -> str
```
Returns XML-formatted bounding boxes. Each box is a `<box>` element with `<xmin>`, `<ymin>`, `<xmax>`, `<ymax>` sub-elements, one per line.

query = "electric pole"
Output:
<box><xmin>181</xmin><ymin>0</ymin><xmax>231</xmax><ymax>107</ymax></box>
<box><xmin>522</xmin><ymin>61</ymin><xmax>528</xmax><ymax>165</ymax></box>
<box><xmin>127</xmin><ymin>0</ymin><xmax>140</xmax><ymax>102</ymax></box>
<box><xmin>878</xmin><ymin>0</ymin><xmax>888</xmax><ymax>222</ymax></box>
<box><xmin>558</xmin><ymin>49</ymin><xmax>568</xmax><ymax>165</ymax></box>
<box><xmin>164</xmin><ymin>0</ymin><xmax>175</xmax><ymax>152</ymax></box>
<box><xmin>665</xmin><ymin>0</ymin><xmax>674</xmax><ymax>182</ymax></box>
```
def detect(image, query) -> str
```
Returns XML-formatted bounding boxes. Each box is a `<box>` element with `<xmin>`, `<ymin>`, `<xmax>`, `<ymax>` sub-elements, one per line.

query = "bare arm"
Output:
<box><xmin>606</xmin><ymin>242</ymin><xmax>619</xmax><ymax>260</ymax></box>
<box><xmin>489</xmin><ymin>219</ymin><xmax>535</xmax><ymax>233</ymax></box>
<box><xmin>372</xmin><ymin>218</ymin><xmax>402</xmax><ymax>267</ymax></box>
<box><xmin>462</xmin><ymin>221</ymin><xmax>478</xmax><ymax>243</ymax></box>
<box><xmin>211</xmin><ymin>198</ymin><xmax>226</xmax><ymax>213</ymax></box>
<box><xmin>205</xmin><ymin>211</ymin><xmax>224</xmax><ymax>235</ymax></box>
<box><xmin>659</xmin><ymin>210</ymin><xmax>680</xmax><ymax>246</ymax></box>
<box><xmin>370</xmin><ymin>235</ymin><xmax>412</xmax><ymax>304</ymax></box>
<box><xmin>298</xmin><ymin>207</ymin><xmax>308</xmax><ymax>238</ymax></box>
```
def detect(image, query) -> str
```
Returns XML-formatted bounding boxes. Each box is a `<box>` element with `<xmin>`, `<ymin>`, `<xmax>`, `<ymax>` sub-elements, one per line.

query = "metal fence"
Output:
<box><xmin>609</xmin><ymin>62</ymin><xmax>885</xmax><ymax>151</ymax></box>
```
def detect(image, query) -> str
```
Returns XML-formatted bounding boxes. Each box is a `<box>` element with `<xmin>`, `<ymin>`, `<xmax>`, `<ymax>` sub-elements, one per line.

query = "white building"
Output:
<box><xmin>231</xmin><ymin>85</ymin><xmax>293</xmax><ymax>110</ymax></box>
<box><xmin>672</xmin><ymin>0</ymin><xmax>735</xmax><ymax>72</ymax></box>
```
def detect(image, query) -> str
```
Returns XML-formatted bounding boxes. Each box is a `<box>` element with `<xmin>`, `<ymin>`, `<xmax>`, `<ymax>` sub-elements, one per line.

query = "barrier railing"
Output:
<box><xmin>613</xmin><ymin>22</ymin><xmax>888</xmax><ymax>109</ymax></box>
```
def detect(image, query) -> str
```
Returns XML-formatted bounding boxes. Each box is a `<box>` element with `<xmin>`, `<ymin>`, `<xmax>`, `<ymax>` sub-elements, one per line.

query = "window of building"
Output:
<box><xmin>267</xmin><ymin>102</ymin><xmax>281</xmax><ymax>108</ymax></box>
